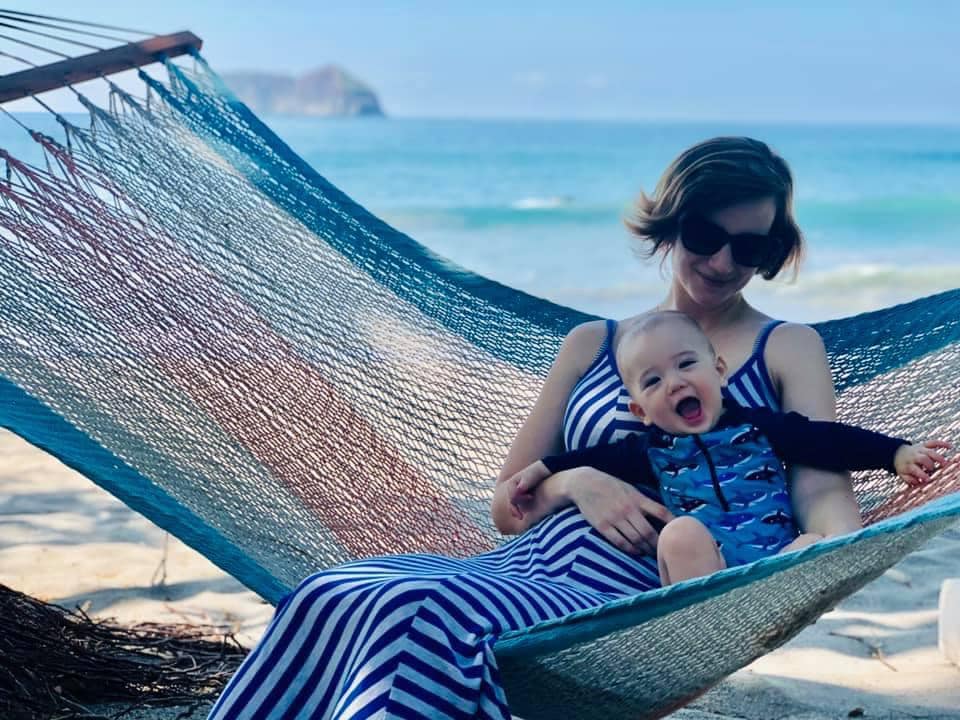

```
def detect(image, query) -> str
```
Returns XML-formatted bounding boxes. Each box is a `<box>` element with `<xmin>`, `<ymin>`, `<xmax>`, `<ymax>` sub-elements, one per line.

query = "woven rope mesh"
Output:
<box><xmin>0</xmin><ymin>54</ymin><xmax>959</xmax><ymax>717</ymax></box>
<box><xmin>499</xmin><ymin>514</ymin><xmax>959</xmax><ymax>718</ymax></box>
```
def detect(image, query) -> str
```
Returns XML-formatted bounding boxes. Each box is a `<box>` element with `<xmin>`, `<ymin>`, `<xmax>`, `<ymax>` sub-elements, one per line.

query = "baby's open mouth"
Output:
<box><xmin>675</xmin><ymin>397</ymin><xmax>703</xmax><ymax>423</ymax></box>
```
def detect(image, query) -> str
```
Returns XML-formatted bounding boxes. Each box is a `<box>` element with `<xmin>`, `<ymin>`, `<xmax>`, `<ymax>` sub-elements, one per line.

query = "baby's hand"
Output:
<box><xmin>507</xmin><ymin>460</ymin><xmax>552</xmax><ymax>519</ymax></box>
<box><xmin>894</xmin><ymin>440</ymin><xmax>954</xmax><ymax>486</ymax></box>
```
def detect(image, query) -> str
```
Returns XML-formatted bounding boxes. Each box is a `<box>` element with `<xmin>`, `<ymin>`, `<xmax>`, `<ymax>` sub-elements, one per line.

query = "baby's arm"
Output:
<box><xmin>506</xmin><ymin>460</ymin><xmax>552</xmax><ymax>519</ymax></box>
<box><xmin>893</xmin><ymin>440</ymin><xmax>955</xmax><ymax>485</ymax></box>
<box><xmin>507</xmin><ymin>434</ymin><xmax>653</xmax><ymax>518</ymax></box>
<box><xmin>746</xmin><ymin>407</ymin><xmax>948</xmax><ymax>482</ymax></box>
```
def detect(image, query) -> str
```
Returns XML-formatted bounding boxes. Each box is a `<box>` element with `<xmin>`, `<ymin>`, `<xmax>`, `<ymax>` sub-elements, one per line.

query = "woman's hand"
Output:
<box><xmin>565</xmin><ymin>467</ymin><xmax>674</xmax><ymax>556</ymax></box>
<box><xmin>894</xmin><ymin>440</ymin><xmax>954</xmax><ymax>485</ymax></box>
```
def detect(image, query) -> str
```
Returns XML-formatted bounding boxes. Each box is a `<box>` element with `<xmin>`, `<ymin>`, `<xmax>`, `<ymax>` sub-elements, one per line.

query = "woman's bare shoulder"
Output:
<box><xmin>766</xmin><ymin>321</ymin><xmax>826</xmax><ymax>358</ymax></box>
<box><xmin>764</xmin><ymin>322</ymin><xmax>832</xmax><ymax>402</ymax></box>
<box><xmin>560</xmin><ymin>319</ymin><xmax>611</xmax><ymax>373</ymax></box>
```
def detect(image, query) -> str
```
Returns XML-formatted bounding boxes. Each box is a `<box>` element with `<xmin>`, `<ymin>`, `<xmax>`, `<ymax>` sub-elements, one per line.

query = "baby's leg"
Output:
<box><xmin>778</xmin><ymin>532</ymin><xmax>824</xmax><ymax>554</ymax></box>
<box><xmin>657</xmin><ymin>516</ymin><xmax>726</xmax><ymax>585</ymax></box>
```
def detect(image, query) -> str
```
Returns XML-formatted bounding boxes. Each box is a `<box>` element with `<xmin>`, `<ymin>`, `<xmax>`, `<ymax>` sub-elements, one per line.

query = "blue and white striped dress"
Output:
<box><xmin>207</xmin><ymin>318</ymin><xmax>784</xmax><ymax>720</ymax></box>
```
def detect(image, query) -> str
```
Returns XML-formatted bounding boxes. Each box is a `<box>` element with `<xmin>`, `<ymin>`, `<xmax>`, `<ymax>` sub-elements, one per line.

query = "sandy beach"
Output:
<box><xmin>2</xmin><ymin>427</ymin><xmax>958</xmax><ymax>720</ymax></box>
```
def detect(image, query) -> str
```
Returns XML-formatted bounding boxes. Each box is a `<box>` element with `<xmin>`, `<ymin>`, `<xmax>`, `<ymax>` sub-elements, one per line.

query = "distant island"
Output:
<box><xmin>220</xmin><ymin>65</ymin><xmax>385</xmax><ymax>117</ymax></box>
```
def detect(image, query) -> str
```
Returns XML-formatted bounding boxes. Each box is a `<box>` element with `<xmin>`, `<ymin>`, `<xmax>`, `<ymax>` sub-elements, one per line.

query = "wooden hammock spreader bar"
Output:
<box><xmin>0</xmin><ymin>31</ymin><xmax>202</xmax><ymax>103</ymax></box>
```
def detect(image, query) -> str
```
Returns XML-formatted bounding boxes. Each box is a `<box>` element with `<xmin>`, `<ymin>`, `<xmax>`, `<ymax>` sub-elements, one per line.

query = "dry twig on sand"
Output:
<box><xmin>0</xmin><ymin>584</ymin><xmax>248</xmax><ymax>720</ymax></box>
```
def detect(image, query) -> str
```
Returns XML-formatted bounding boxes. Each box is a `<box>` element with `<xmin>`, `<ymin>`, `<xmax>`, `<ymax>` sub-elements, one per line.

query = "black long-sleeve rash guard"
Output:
<box><xmin>542</xmin><ymin>401</ymin><xmax>909</xmax><ymax>484</ymax></box>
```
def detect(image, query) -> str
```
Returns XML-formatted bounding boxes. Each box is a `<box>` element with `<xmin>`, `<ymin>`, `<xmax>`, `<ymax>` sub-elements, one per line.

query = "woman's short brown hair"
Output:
<box><xmin>625</xmin><ymin>137</ymin><xmax>803</xmax><ymax>280</ymax></box>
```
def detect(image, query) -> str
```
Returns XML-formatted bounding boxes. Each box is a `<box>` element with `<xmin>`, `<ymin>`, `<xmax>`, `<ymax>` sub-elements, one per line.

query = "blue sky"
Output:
<box><xmin>12</xmin><ymin>1</ymin><xmax>960</xmax><ymax>123</ymax></box>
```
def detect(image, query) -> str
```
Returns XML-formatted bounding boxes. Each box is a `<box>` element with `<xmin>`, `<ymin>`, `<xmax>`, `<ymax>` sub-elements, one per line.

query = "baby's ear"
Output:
<box><xmin>628</xmin><ymin>399</ymin><xmax>651</xmax><ymax>424</ymax></box>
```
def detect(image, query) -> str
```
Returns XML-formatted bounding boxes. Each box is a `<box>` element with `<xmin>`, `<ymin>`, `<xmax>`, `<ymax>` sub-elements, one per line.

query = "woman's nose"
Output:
<box><xmin>706</xmin><ymin>242</ymin><xmax>736</xmax><ymax>273</ymax></box>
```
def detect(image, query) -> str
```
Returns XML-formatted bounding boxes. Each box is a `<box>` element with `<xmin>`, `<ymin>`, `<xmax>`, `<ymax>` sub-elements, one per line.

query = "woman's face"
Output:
<box><xmin>670</xmin><ymin>196</ymin><xmax>777</xmax><ymax>308</ymax></box>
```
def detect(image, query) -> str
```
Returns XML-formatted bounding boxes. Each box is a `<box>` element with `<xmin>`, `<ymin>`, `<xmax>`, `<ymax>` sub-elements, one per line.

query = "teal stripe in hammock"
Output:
<box><xmin>140</xmin><ymin>58</ymin><xmax>593</xmax><ymax>373</ymax></box>
<box><xmin>814</xmin><ymin>287</ymin><xmax>960</xmax><ymax>393</ymax></box>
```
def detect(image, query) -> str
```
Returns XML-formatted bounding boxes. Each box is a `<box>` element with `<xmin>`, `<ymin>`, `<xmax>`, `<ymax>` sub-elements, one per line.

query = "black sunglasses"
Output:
<box><xmin>679</xmin><ymin>214</ymin><xmax>776</xmax><ymax>268</ymax></box>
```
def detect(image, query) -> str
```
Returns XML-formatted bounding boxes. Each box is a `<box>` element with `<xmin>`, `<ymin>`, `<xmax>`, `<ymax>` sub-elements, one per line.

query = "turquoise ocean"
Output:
<box><xmin>8</xmin><ymin>114</ymin><xmax>960</xmax><ymax>323</ymax></box>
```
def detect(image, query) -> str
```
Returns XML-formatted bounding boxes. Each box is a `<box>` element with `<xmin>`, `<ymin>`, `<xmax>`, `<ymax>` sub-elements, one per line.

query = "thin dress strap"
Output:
<box><xmin>562</xmin><ymin>319</ymin><xmax>647</xmax><ymax>451</ymax></box>
<box><xmin>724</xmin><ymin>319</ymin><xmax>785</xmax><ymax>410</ymax></box>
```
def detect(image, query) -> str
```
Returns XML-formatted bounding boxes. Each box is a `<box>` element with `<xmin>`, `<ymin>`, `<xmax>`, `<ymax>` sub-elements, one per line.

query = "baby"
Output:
<box><xmin>509</xmin><ymin>311</ymin><xmax>953</xmax><ymax>585</ymax></box>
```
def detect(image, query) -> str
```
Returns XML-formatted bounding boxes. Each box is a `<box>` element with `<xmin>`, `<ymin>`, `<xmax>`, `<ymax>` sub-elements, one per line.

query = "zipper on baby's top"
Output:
<box><xmin>693</xmin><ymin>435</ymin><xmax>730</xmax><ymax>511</ymax></box>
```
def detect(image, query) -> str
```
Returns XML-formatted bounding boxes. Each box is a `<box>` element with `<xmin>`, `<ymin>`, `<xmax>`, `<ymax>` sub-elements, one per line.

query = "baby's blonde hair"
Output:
<box><xmin>616</xmin><ymin>311</ymin><xmax>716</xmax><ymax>386</ymax></box>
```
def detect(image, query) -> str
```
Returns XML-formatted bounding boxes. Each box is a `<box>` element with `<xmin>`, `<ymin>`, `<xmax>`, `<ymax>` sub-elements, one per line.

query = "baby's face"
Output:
<box><xmin>622</xmin><ymin>322</ymin><xmax>726</xmax><ymax>435</ymax></box>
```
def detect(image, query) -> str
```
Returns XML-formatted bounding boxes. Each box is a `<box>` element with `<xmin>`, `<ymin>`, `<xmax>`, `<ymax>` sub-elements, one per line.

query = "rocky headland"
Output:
<box><xmin>221</xmin><ymin>65</ymin><xmax>384</xmax><ymax>117</ymax></box>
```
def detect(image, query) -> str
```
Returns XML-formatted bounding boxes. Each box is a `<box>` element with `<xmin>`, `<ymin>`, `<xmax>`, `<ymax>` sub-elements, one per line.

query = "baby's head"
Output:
<box><xmin>616</xmin><ymin>311</ymin><xmax>727</xmax><ymax>435</ymax></box>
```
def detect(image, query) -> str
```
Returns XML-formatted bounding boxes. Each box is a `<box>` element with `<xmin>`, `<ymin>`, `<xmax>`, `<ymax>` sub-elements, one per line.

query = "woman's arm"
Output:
<box><xmin>492</xmin><ymin>321</ymin><xmax>606</xmax><ymax>534</ymax></box>
<box><xmin>767</xmin><ymin>323</ymin><xmax>863</xmax><ymax>536</ymax></box>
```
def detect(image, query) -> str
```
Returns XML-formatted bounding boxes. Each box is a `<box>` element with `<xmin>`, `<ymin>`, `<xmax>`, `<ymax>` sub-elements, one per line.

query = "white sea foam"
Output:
<box><xmin>764</xmin><ymin>263</ymin><xmax>960</xmax><ymax>298</ymax></box>
<box><xmin>510</xmin><ymin>195</ymin><xmax>573</xmax><ymax>210</ymax></box>
<box><xmin>548</xmin><ymin>263</ymin><xmax>960</xmax><ymax>324</ymax></box>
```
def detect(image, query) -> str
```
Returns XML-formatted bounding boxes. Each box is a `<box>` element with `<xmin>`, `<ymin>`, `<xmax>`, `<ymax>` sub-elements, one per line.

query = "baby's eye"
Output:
<box><xmin>679</xmin><ymin>359</ymin><xmax>697</xmax><ymax>369</ymax></box>
<box><xmin>643</xmin><ymin>376</ymin><xmax>660</xmax><ymax>389</ymax></box>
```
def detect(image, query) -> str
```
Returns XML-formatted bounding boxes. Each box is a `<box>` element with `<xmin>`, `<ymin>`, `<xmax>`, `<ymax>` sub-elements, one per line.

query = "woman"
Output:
<box><xmin>208</xmin><ymin>137</ymin><xmax>861</xmax><ymax>720</ymax></box>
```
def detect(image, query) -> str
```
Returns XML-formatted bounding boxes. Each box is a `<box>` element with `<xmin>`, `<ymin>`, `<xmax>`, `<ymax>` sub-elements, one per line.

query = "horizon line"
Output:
<box><xmin>7</xmin><ymin>108</ymin><xmax>960</xmax><ymax>131</ymax></box>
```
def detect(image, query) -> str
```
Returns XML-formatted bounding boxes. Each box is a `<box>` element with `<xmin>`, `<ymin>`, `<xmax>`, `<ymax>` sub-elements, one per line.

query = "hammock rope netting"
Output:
<box><xmin>0</xmin><ymin>15</ymin><xmax>958</xmax><ymax>719</ymax></box>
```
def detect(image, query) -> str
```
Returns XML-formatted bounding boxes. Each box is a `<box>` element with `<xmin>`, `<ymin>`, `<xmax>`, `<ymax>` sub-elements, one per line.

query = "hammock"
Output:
<box><xmin>0</xmin><ymin>23</ymin><xmax>958</xmax><ymax>719</ymax></box>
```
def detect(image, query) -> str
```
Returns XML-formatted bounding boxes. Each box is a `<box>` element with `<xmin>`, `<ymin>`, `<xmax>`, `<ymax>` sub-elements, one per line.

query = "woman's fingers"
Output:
<box><xmin>604</xmin><ymin>527</ymin><xmax>639</xmax><ymax>556</ymax></box>
<box><xmin>610</xmin><ymin>517</ymin><xmax>655</xmax><ymax>556</ymax></box>
<box><xmin>569</xmin><ymin>470</ymin><xmax>676</xmax><ymax>557</ymax></box>
<box><xmin>625</xmin><ymin>509</ymin><xmax>660</xmax><ymax>551</ymax></box>
<box><xmin>508</xmin><ymin>475</ymin><xmax>537</xmax><ymax>519</ymax></box>
<box><xmin>613</xmin><ymin>491</ymin><xmax>672</xmax><ymax>554</ymax></box>
<box><xmin>509</xmin><ymin>474</ymin><xmax>535</xmax><ymax>502</ymax></box>
<box><xmin>636</xmin><ymin>494</ymin><xmax>676</xmax><ymax>525</ymax></box>
<box><xmin>612</xmin><ymin>524</ymin><xmax>654</xmax><ymax>557</ymax></box>
<box><xmin>619</xmin><ymin>490</ymin><xmax>673</xmax><ymax>554</ymax></box>
<box><xmin>604</xmin><ymin>502</ymin><xmax>665</xmax><ymax>556</ymax></box>
<box><xmin>606</xmin><ymin>524</ymin><xmax>642</xmax><ymax>556</ymax></box>
<box><xmin>513</xmin><ymin>475</ymin><xmax>534</xmax><ymax>495</ymax></box>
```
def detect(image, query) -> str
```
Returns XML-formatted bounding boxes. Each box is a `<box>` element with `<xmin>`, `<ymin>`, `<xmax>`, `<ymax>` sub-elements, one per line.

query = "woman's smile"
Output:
<box><xmin>697</xmin><ymin>270</ymin><xmax>738</xmax><ymax>285</ymax></box>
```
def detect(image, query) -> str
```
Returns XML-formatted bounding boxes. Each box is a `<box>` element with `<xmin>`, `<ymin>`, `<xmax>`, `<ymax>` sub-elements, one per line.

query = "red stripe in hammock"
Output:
<box><xmin>0</xmin><ymin>142</ymin><xmax>495</xmax><ymax>560</ymax></box>
<box><xmin>862</xmin><ymin>460</ymin><xmax>960</xmax><ymax>525</ymax></box>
